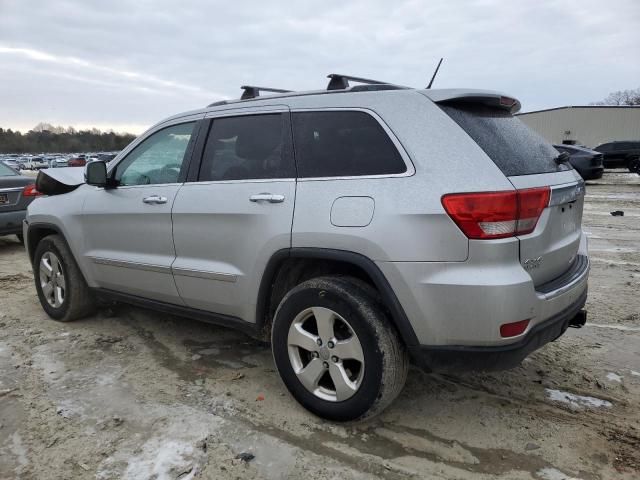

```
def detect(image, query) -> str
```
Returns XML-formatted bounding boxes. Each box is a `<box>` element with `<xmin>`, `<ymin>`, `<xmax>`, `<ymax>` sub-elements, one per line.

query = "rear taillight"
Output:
<box><xmin>441</xmin><ymin>187</ymin><xmax>550</xmax><ymax>239</ymax></box>
<box><xmin>22</xmin><ymin>184</ymin><xmax>41</xmax><ymax>197</ymax></box>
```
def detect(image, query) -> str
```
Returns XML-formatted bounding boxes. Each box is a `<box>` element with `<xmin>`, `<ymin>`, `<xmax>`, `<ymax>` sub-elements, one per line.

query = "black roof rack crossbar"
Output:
<box><xmin>327</xmin><ymin>73</ymin><xmax>397</xmax><ymax>90</ymax></box>
<box><xmin>240</xmin><ymin>85</ymin><xmax>293</xmax><ymax>100</ymax></box>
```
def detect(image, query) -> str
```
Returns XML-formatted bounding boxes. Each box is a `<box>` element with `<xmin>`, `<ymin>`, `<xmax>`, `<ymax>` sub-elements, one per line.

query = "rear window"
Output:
<box><xmin>0</xmin><ymin>163</ymin><xmax>18</xmax><ymax>176</ymax></box>
<box><xmin>292</xmin><ymin>111</ymin><xmax>406</xmax><ymax>178</ymax></box>
<box><xmin>440</xmin><ymin>103</ymin><xmax>565</xmax><ymax>176</ymax></box>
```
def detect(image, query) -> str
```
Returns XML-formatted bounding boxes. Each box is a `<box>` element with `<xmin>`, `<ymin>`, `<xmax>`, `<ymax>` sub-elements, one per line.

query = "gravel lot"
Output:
<box><xmin>1</xmin><ymin>171</ymin><xmax>638</xmax><ymax>480</ymax></box>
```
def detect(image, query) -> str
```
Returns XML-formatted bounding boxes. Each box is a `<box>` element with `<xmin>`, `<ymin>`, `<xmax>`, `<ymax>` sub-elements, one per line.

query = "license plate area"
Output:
<box><xmin>0</xmin><ymin>193</ymin><xmax>8</xmax><ymax>205</ymax></box>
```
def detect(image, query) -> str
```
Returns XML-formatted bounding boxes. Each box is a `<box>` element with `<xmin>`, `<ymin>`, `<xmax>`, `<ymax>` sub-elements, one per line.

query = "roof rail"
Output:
<box><xmin>326</xmin><ymin>74</ymin><xmax>397</xmax><ymax>90</ymax></box>
<box><xmin>240</xmin><ymin>85</ymin><xmax>293</xmax><ymax>100</ymax></box>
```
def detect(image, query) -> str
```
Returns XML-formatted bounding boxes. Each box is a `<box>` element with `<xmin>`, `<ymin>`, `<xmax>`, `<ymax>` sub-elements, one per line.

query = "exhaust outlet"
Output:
<box><xmin>569</xmin><ymin>310</ymin><xmax>587</xmax><ymax>328</ymax></box>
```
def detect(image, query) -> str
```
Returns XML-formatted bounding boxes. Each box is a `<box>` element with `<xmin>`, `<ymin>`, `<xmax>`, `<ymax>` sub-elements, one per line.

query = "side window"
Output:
<box><xmin>199</xmin><ymin>113</ymin><xmax>294</xmax><ymax>181</ymax></box>
<box><xmin>292</xmin><ymin>111</ymin><xmax>406</xmax><ymax>178</ymax></box>
<box><xmin>115</xmin><ymin>122</ymin><xmax>195</xmax><ymax>186</ymax></box>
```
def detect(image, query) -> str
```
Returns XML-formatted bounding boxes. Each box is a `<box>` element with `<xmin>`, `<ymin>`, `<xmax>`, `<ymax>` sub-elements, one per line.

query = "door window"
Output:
<box><xmin>115</xmin><ymin>122</ymin><xmax>196</xmax><ymax>186</ymax></box>
<box><xmin>198</xmin><ymin>113</ymin><xmax>294</xmax><ymax>181</ymax></box>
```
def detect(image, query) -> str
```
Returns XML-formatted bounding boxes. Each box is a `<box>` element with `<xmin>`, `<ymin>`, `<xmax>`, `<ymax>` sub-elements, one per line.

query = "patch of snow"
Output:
<box><xmin>197</xmin><ymin>347</ymin><xmax>220</xmax><ymax>355</ymax></box>
<box><xmin>537</xmin><ymin>467</ymin><xmax>582</xmax><ymax>480</ymax></box>
<box><xmin>631</xmin><ymin>370</ymin><xmax>640</xmax><ymax>377</ymax></box>
<box><xmin>606</xmin><ymin>372</ymin><xmax>622</xmax><ymax>383</ymax></box>
<box><xmin>124</xmin><ymin>439</ymin><xmax>197</xmax><ymax>480</ymax></box>
<box><xmin>545</xmin><ymin>389</ymin><xmax>612</xmax><ymax>410</ymax></box>
<box><xmin>59</xmin><ymin>332</ymin><xmax>70</xmax><ymax>337</ymax></box>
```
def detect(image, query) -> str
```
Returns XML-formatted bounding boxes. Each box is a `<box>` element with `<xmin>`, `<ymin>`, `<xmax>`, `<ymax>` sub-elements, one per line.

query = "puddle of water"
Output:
<box><xmin>545</xmin><ymin>389</ymin><xmax>612</xmax><ymax>410</ymax></box>
<box><xmin>589</xmin><ymin>324</ymin><xmax>640</xmax><ymax>332</ymax></box>
<box><xmin>184</xmin><ymin>339</ymin><xmax>268</xmax><ymax>371</ymax></box>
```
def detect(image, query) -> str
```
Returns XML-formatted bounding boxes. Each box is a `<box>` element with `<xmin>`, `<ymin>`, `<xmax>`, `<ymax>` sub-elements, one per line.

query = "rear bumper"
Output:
<box><xmin>0</xmin><ymin>209</ymin><xmax>27</xmax><ymax>235</ymax></box>
<box><xmin>409</xmin><ymin>289</ymin><xmax>587</xmax><ymax>372</ymax></box>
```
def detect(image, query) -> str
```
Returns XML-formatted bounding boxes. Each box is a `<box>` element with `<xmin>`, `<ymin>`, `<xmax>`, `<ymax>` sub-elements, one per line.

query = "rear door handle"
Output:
<box><xmin>143</xmin><ymin>195</ymin><xmax>168</xmax><ymax>205</ymax></box>
<box><xmin>249</xmin><ymin>193</ymin><xmax>285</xmax><ymax>203</ymax></box>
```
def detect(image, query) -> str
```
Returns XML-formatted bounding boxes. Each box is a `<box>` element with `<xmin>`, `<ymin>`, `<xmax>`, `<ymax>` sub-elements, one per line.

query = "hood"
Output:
<box><xmin>35</xmin><ymin>167</ymin><xmax>85</xmax><ymax>195</ymax></box>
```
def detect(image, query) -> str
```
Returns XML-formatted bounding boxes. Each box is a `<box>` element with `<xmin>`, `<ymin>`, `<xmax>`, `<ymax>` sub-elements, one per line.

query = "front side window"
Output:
<box><xmin>291</xmin><ymin>111</ymin><xmax>406</xmax><ymax>178</ymax></box>
<box><xmin>199</xmin><ymin>113</ymin><xmax>294</xmax><ymax>181</ymax></box>
<box><xmin>115</xmin><ymin>122</ymin><xmax>195</xmax><ymax>186</ymax></box>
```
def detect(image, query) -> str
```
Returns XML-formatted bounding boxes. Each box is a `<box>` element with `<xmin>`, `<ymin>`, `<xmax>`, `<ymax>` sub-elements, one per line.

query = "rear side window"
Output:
<box><xmin>199</xmin><ymin>113</ymin><xmax>294</xmax><ymax>181</ymax></box>
<box><xmin>292</xmin><ymin>111</ymin><xmax>406</xmax><ymax>178</ymax></box>
<box><xmin>440</xmin><ymin>104</ymin><xmax>564</xmax><ymax>176</ymax></box>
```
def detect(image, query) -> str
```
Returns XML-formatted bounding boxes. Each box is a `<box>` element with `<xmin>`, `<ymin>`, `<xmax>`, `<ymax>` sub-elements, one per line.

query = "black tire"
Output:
<box><xmin>628</xmin><ymin>156</ymin><xmax>640</xmax><ymax>175</ymax></box>
<box><xmin>271</xmin><ymin>276</ymin><xmax>408</xmax><ymax>421</ymax></box>
<box><xmin>16</xmin><ymin>233</ymin><xmax>24</xmax><ymax>244</ymax></box>
<box><xmin>33</xmin><ymin>234</ymin><xmax>95</xmax><ymax>322</ymax></box>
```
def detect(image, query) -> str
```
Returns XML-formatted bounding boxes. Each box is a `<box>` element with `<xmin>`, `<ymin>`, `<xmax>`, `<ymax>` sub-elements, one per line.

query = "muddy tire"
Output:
<box><xmin>271</xmin><ymin>276</ymin><xmax>408</xmax><ymax>421</ymax></box>
<box><xmin>33</xmin><ymin>234</ymin><xmax>95</xmax><ymax>322</ymax></box>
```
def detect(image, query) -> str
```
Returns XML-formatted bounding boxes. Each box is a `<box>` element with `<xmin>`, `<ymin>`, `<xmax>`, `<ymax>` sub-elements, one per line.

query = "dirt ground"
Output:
<box><xmin>1</xmin><ymin>171</ymin><xmax>638</xmax><ymax>480</ymax></box>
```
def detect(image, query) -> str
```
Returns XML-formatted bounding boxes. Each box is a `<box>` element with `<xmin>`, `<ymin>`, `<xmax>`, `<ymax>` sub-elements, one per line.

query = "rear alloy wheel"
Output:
<box><xmin>272</xmin><ymin>276</ymin><xmax>408</xmax><ymax>421</ymax></box>
<box><xmin>287</xmin><ymin>306</ymin><xmax>365</xmax><ymax>402</ymax></box>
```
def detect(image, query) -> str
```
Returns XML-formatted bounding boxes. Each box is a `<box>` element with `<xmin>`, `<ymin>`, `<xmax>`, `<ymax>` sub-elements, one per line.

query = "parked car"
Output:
<box><xmin>49</xmin><ymin>157</ymin><xmax>69</xmax><ymax>168</ymax></box>
<box><xmin>68</xmin><ymin>156</ymin><xmax>87</xmax><ymax>167</ymax></box>
<box><xmin>594</xmin><ymin>140</ymin><xmax>640</xmax><ymax>171</ymax></box>
<box><xmin>24</xmin><ymin>76</ymin><xmax>589</xmax><ymax>421</ymax></box>
<box><xmin>24</xmin><ymin>156</ymin><xmax>48</xmax><ymax>170</ymax></box>
<box><xmin>0</xmin><ymin>162</ymin><xmax>40</xmax><ymax>241</ymax></box>
<box><xmin>1</xmin><ymin>159</ymin><xmax>21</xmax><ymax>170</ymax></box>
<box><xmin>553</xmin><ymin>144</ymin><xmax>603</xmax><ymax>180</ymax></box>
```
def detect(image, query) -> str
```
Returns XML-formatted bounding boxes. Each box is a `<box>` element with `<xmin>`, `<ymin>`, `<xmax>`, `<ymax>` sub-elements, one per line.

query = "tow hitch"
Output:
<box><xmin>569</xmin><ymin>310</ymin><xmax>587</xmax><ymax>328</ymax></box>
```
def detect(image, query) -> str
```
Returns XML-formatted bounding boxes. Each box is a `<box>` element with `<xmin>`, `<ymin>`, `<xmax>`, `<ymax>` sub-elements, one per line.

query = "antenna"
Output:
<box><xmin>426</xmin><ymin>58</ymin><xmax>443</xmax><ymax>89</ymax></box>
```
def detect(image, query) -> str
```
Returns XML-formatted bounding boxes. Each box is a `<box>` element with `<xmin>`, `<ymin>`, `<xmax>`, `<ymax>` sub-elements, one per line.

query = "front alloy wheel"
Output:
<box><xmin>39</xmin><ymin>251</ymin><xmax>66</xmax><ymax>308</ymax></box>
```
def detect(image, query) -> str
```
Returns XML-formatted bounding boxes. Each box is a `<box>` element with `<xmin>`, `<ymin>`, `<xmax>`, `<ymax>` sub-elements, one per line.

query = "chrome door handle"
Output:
<box><xmin>142</xmin><ymin>195</ymin><xmax>168</xmax><ymax>205</ymax></box>
<box><xmin>249</xmin><ymin>193</ymin><xmax>285</xmax><ymax>203</ymax></box>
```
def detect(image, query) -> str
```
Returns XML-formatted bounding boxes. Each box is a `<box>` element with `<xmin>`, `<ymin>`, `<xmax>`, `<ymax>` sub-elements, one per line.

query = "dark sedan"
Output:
<box><xmin>0</xmin><ymin>162</ymin><xmax>40</xmax><ymax>242</ymax></box>
<box><xmin>554</xmin><ymin>144</ymin><xmax>604</xmax><ymax>180</ymax></box>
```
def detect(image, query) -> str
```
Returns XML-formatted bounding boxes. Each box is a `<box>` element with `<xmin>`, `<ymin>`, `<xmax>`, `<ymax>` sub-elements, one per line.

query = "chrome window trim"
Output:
<box><xmin>0</xmin><ymin>187</ymin><xmax>25</xmax><ymax>193</ymax></box>
<box><xmin>290</xmin><ymin>107</ymin><xmax>416</xmax><ymax>181</ymax></box>
<box><xmin>178</xmin><ymin>178</ymin><xmax>295</xmax><ymax>187</ymax></box>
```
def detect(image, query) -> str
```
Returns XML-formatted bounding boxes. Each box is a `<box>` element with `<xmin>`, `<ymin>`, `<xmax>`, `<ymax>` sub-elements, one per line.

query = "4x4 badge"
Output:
<box><xmin>523</xmin><ymin>257</ymin><xmax>543</xmax><ymax>270</ymax></box>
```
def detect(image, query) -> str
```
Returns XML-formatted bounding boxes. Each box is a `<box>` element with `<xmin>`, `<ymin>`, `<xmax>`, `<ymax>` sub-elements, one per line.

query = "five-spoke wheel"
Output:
<box><xmin>288</xmin><ymin>306</ymin><xmax>365</xmax><ymax>402</ymax></box>
<box><xmin>39</xmin><ymin>251</ymin><xmax>65</xmax><ymax>308</ymax></box>
<box><xmin>272</xmin><ymin>276</ymin><xmax>408</xmax><ymax>421</ymax></box>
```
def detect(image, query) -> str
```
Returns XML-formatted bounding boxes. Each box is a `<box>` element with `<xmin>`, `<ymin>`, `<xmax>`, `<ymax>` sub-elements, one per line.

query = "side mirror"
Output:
<box><xmin>84</xmin><ymin>161</ymin><xmax>108</xmax><ymax>187</ymax></box>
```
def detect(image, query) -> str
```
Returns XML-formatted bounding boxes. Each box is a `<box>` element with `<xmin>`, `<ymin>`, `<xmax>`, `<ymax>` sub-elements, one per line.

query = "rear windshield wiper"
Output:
<box><xmin>554</xmin><ymin>151</ymin><xmax>571</xmax><ymax>164</ymax></box>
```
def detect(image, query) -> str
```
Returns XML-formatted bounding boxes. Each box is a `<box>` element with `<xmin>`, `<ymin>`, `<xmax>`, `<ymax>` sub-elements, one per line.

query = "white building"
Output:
<box><xmin>517</xmin><ymin>106</ymin><xmax>640</xmax><ymax>148</ymax></box>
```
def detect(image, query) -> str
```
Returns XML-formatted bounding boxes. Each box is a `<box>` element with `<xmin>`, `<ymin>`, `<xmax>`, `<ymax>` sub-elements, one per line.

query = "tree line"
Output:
<box><xmin>592</xmin><ymin>87</ymin><xmax>640</xmax><ymax>106</ymax></box>
<box><xmin>0</xmin><ymin>123</ymin><xmax>136</xmax><ymax>154</ymax></box>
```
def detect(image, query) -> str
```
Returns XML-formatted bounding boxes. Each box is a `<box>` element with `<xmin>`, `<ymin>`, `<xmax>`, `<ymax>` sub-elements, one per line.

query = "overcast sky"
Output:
<box><xmin>1</xmin><ymin>0</ymin><xmax>639</xmax><ymax>134</ymax></box>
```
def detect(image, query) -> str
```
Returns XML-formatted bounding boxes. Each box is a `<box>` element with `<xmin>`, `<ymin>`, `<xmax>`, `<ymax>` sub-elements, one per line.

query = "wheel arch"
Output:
<box><xmin>256</xmin><ymin>248</ymin><xmax>419</xmax><ymax>347</ymax></box>
<box><xmin>26</xmin><ymin>222</ymin><xmax>65</xmax><ymax>265</ymax></box>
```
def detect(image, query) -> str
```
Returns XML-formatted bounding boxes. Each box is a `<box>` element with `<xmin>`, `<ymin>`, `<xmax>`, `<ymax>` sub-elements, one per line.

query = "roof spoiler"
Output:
<box><xmin>422</xmin><ymin>89</ymin><xmax>522</xmax><ymax>113</ymax></box>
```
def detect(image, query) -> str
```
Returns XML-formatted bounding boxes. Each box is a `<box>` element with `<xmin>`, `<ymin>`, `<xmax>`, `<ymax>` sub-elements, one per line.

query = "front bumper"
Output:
<box><xmin>0</xmin><ymin>209</ymin><xmax>27</xmax><ymax>235</ymax></box>
<box><xmin>409</xmin><ymin>288</ymin><xmax>587</xmax><ymax>372</ymax></box>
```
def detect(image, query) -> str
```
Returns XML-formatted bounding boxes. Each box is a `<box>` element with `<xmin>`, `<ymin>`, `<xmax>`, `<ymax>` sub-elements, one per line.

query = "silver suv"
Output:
<box><xmin>24</xmin><ymin>75</ymin><xmax>590</xmax><ymax>421</ymax></box>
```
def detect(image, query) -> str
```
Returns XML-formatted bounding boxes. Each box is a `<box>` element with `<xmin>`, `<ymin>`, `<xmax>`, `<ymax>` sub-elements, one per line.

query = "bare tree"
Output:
<box><xmin>591</xmin><ymin>88</ymin><xmax>640</xmax><ymax>106</ymax></box>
